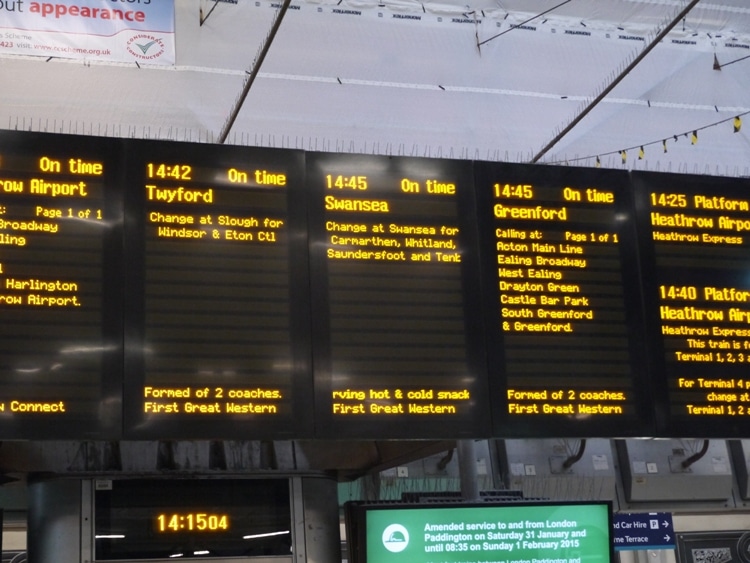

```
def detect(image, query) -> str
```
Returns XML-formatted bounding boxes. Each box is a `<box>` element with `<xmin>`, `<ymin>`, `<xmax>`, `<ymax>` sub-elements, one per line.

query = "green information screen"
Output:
<box><xmin>353</xmin><ymin>502</ymin><xmax>612</xmax><ymax>563</ymax></box>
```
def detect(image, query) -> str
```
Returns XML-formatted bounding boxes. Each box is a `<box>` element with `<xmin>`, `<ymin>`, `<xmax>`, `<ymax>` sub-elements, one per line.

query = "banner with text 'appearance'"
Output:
<box><xmin>0</xmin><ymin>0</ymin><xmax>174</xmax><ymax>65</ymax></box>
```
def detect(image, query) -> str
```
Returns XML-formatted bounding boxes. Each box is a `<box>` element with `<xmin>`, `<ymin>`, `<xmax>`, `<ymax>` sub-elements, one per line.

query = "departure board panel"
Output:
<box><xmin>308</xmin><ymin>153</ymin><xmax>490</xmax><ymax>439</ymax></box>
<box><xmin>475</xmin><ymin>163</ymin><xmax>652</xmax><ymax>437</ymax></box>
<box><xmin>123</xmin><ymin>140</ymin><xmax>312</xmax><ymax>439</ymax></box>
<box><xmin>634</xmin><ymin>171</ymin><xmax>750</xmax><ymax>436</ymax></box>
<box><xmin>11</xmin><ymin>128</ymin><xmax>750</xmax><ymax>442</ymax></box>
<box><xmin>0</xmin><ymin>131</ymin><xmax>122</xmax><ymax>438</ymax></box>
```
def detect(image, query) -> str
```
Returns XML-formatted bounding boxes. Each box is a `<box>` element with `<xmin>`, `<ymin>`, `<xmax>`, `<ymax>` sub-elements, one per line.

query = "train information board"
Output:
<box><xmin>6</xmin><ymin>128</ymin><xmax>750</xmax><ymax>441</ymax></box>
<box><xmin>308</xmin><ymin>153</ymin><xmax>490</xmax><ymax>438</ymax></box>
<box><xmin>123</xmin><ymin>140</ymin><xmax>312</xmax><ymax>439</ymax></box>
<box><xmin>0</xmin><ymin>131</ymin><xmax>122</xmax><ymax>438</ymax></box>
<box><xmin>475</xmin><ymin>163</ymin><xmax>653</xmax><ymax>437</ymax></box>
<box><xmin>634</xmin><ymin>171</ymin><xmax>750</xmax><ymax>436</ymax></box>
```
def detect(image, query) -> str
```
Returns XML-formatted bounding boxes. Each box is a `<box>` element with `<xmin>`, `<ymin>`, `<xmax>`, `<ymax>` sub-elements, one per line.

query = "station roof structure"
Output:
<box><xmin>1</xmin><ymin>0</ymin><xmax>749</xmax><ymax>176</ymax></box>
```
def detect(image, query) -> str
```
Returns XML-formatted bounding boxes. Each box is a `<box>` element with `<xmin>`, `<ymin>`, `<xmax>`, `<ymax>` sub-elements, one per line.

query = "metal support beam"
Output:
<box><xmin>531</xmin><ymin>0</ymin><xmax>702</xmax><ymax>164</ymax></box>
<box><xmin>218</xmin><ymin>0</ymin><xmax>292</xmax><ymax>144</ymax></box>
<box><xmin>478</xmin><ymin>0</ymin><xmax>572</xmax><ymax>48</ymax></box>
<box><xmin>200</xmin><ymin>1</ymin><xmax>221</xmax><ymax>26</ymax></box>
<box><xmin>458</xmin><ymin>440</ymin><xmax>480</xmax><ymax>501</ymax></box>
<box><xmin>714</xmin><ymin>53</ymin><xmax>750</xmax><ymax>70</ymax></box>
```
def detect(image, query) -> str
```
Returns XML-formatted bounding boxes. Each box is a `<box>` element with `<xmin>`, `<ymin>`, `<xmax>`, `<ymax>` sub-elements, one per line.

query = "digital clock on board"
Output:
<box><xmin>146</xmin><ymin>162</ymin><xmax>193</xmax><ymax>180</ymax></box>
<box><xmin>650</xmin><ymin>192</ymin><xmax>687</xmax><ymax>208</ymax></box>
<box><xmin>325</xmin><ymin>174</ymin><xmax>368</xmax><ymax>190</ymax></box>
<box><xmin>96</xmin><ymin>478</ymin><xmax>291</xmax><ymax>560</ymax></box>
<box><xmin>493</xmin><ymin>182</ymin><xmax>534</xmax><ymax>199</ymax></box>
<box><xmin>155</xmin><ymin>512</ymin><xmax>230</xmax><ymax>533</ymax></box>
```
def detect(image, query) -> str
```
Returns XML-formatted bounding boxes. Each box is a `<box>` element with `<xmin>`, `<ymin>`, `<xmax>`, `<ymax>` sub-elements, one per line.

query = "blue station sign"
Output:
<box><xmin>613</xmin><ymin>513</ymin><xmax>675</xmax><ymax>551</ymax></box>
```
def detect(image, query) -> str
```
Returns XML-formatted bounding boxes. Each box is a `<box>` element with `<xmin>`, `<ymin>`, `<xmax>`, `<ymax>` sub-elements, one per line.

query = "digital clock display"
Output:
<box><xmin>146</xmin><ymin>162</ymin><xmax>193</xmax><ymax>181</ymax></box>
<box><xmin>156</xmin><ymin>512</ymin><xmax>230</xmax><ymax>532</ymax></box>
<box><xmin>325</xmin><ymin>174</ymin><xmax>368</xmax><ymax>190</ymax></box>
<box><xmin>650</xmin><ymin>192</ymin><xmax>687</xmax><ymax>208</ymax></box>
<box><xmin>95</xmin><ymin>479</ymin><xmax>291</xmax><ymax>560</ymax></box>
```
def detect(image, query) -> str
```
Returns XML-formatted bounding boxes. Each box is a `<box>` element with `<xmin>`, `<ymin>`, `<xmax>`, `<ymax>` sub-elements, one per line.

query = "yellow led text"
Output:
<box><xmin>142</xmin><ymin>386</ymin><xmax>283</xmax><ymax>415</ymax></box>
<box><xmin>325</xmin><ymin>220</ymin><xmax>461</xmax><ymax>263</ymax></box>
<box><xmin>506</xmin><ymin>388</ymin><xmax>626</xmax><ymax>416</ymax></box>
<box><xmin>0</xmin><ymin>276</ymin><xmax>82</xmax><ymax>307</ymax></box>
<box><xmin>0</xmin><ymin>401</ymin><xmax>67</xmax><ymax>413</ymax></box>
<box><xmin>150</xmin><ymin>210</ymin><xmax>284</xmax><ymax>243</ymax></box>
<box><xmin>330</xmin><ymin>387</ymin><xmax>470</xmax><ymax>416</ymax></box>
<box><xmin>676</xmin><ymin>378</ymin><xmax>750</xmax><ymax>416</ymax></box>
<box><xmin>399</xmin><ymin>178</ymin><xmax>455</xmax><ymax>195</ymax></box>
<box><xmin>146</xmin><ymin>185</ymin><xmax>213</xmax><ymax>204</ymax></box>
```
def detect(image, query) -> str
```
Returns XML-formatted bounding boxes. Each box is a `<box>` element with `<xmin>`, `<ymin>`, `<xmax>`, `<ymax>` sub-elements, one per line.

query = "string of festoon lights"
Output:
<box><xmin>545</xmin><ymin>110</ymin><xmax>747</xmax><ymax>167</ymax></box>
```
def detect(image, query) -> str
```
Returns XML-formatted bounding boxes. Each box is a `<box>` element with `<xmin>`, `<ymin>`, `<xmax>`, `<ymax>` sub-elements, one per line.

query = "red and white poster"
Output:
<box><xmin>0</xmin><ymin>0</ymin><xmax>175</xmax><ymax>65</ymax></box>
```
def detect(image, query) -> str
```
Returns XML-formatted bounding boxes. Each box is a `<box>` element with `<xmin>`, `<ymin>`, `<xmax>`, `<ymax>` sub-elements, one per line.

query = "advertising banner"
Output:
<box><xmin>0</xmin><ymin>0</ymin><xmax>175</xmax><ymax>65</ymax></box>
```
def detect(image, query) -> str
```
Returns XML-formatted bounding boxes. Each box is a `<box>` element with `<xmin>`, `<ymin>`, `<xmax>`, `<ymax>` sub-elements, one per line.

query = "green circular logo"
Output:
<box><xmin>382</xmin><ymin>523</ymin><xmax>409</xmax><ymax>553</ymax></box>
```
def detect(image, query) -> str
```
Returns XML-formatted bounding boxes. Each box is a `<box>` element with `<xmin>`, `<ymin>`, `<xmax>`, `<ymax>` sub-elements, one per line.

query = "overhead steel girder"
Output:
<box><xmin>531</xmin><ymin>0</ymin><xmax>703</xmax><ymax>164</ymax></box>
<box><xmin>218</xmin><ymin>0</ymin><xmax>293</xmax><ymax>144</ymax></box>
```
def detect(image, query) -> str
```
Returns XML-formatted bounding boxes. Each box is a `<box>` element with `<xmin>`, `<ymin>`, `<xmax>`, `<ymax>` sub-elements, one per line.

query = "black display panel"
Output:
<box><xmin>0</xmin><ymin>130</ymin><xmax>122</xmax><ymax>438</ymax></box>
<box><xmin>95</xmin><ymin>479</ymin><xmax>291</xmax><ymax>560</ymax></box>
<box><xmin>633</xmin><ymin>171</ymin><xmax>750</xmax><ymax>437</ymax></box>
<box><xmin>123</xmin><ymin>140</ymin><xmax>312</xmax><ymax>439</ymax></box>
<box><xmin>475</xmin><ymin>163</ymin><xmax>653</xmax><ymax>437</ymax></box>
<box><xmin>11</xmin><ymin>127</ymin><xmax>750</xmax><ymax>442</ymax></box>
<box><xmin>308</xmin><ymin>153</ymin><xmax>490</xmax><ymax>438</ymax></box>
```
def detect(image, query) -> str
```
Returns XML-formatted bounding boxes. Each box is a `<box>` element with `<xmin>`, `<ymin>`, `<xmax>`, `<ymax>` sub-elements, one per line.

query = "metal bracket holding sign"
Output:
<box><xmin>614</xmin><ymin>512</ymin><xmax>675</xmax><ymax>551</ymax></box>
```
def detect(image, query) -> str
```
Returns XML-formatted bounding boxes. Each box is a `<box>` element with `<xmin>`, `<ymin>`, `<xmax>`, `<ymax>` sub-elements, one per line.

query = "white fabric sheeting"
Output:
<box><xmin>0</xmin><ymin>0</ymin><xmax>747</xmax><ymax>175</ymax></box>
